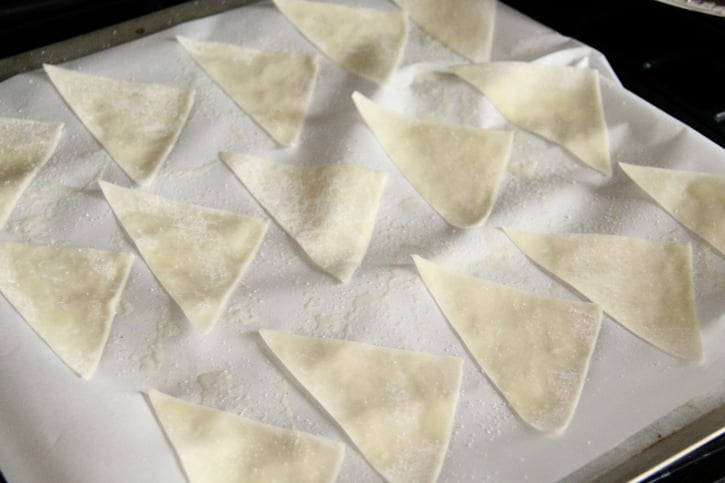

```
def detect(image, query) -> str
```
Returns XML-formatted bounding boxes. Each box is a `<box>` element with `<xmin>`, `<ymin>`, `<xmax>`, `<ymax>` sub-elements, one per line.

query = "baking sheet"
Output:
<box><xmin>0</xmin><ymin>1</ymin><xmax>724</xmax><ymax>482</ymax></box>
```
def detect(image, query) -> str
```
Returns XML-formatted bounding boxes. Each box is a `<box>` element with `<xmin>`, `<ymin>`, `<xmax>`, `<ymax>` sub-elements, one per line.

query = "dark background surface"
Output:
<box><xmin>0</xmin><ymin>1</ymin><xmax>723</xmax><ymax>482</ymax></box>
<box><xmin>0</xmin><ymin>0</ymin><xmax>188</xmax><ymax>61</ymax></box>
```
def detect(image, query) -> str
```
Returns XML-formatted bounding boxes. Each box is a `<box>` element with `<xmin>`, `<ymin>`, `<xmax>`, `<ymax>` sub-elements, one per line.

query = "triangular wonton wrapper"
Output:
<box><xmin>100</xmin><ymin>181</ymin><xmax>267</xmax><ymax>333</ymax></box>
<box><xmin>504</xmin><ymin>229</ymin><xmax>702</xmax><ymax>361</ymax></box>
<box><xmin>353</xmin><ymin>91</ymin><xmax>513</xmax><ymax>228</ymax></box>
<box><xmin>260</xmin><ymin>329</ymin><xmax>463</xmax><ymax>482</ymax></box>
<box><xmin>44</xmin><ymin>64</ymin><xmax>194</xmax><ymax>185</ymax></box>
<box><xmin>0</xmin><ymin>118</ymin><xmax>63</xmax><ymax>228</ymax></box>
<box><xmin>177</xmin><ymin>37</ymin><xmax>318</xmax><ymax>146</ymax></box>
<box><xmin>413</xmin><ymin>255</ymin><xmax>601</xmax><ymax>433</ymax></box>
<box><xmin>452</xmin><ymin>62</ymin><xmax>611</xmax><ymax>175</ymax></box>
<box><xmin>221</xmin><ymin>152</ymin><xmax>386</xmax><ymax>283</ymax></box>
<box><xmin>147</xmin><ymin>390</ymin><xmax>345</xmax><ymax>483</ymax></box>
<box><xmin>0</xmin><ymin>241</ymin><xmax>133</xmax><ymax>379</ymax></box>
<box><xmin>273</xmin><ymin>0</ymin><xmax>408</xmax><ymax>83</ymax></box>
<box><xmin>391</xmin><ymin>0</ymin><xmax>496</xmax><ymax>62</ymax></box>
<box><xmin>621</xmin><ymin>163</ymin><xmax>725</xmax><ymax>257</ymax></box>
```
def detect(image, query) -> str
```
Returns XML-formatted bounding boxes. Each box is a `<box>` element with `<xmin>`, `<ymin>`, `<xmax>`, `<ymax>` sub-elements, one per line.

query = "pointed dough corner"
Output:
<box><xmin>175</xmin><ymin>35</ymin><xmax>192</xmax><ymax>47</ymax></box>
<box><xmin>218</xmin><ymin>150</ymin><xmax>233</xmax><ymax>165</ymax></box>
<box><xmin>101</xmin><ymin>182</ymin><xmax>267</xmax><ymax>333</ymax></box>
<box><xmin>350</xmin><ymin>90</ymin><xmax>366</xmax><ymax>108</ymax></box>
<box><xmin>97</xmin><ymin>179</ymin><xmax>119</xmax><ymax>199</ymax></box>
<box><xmin>261</xmin><ymin>329</ymin><xmax>463</xmax><ymax>482</ymax></box>
<box><xmin>145</xmin><ymin>388</ymin><xmax>164</xmax><ymax>405</ymax></box>
<box><xmin>619</xmin><ymin>162</ymin><xmax>651</xmax><ymax>187</ymax></box>
<box><xmin>413</xmin><ymin>254</ymin><xmax>602</xmax><ymax>433</ymax></box>
<box><xmin>410</xmin><ymin>252</ymin><xmax>425</xmax><ymax>268</ymax></box>
<box><xmin>501</xmin><ymin>226</ymin><xmax>529</xmax><ymax>248</ymax></box>
<box><xmin>42</xmin><ymin>63</ymin><xmax>62</xmax><ymax>78</ymax></box>
<box><xmin>258</xmin><ymin>328</ymin><xmax>286</xmax><ymax>349</ymax></box>
<box><xmin>618</xmin><ymin>162</ymin><xmax>641</xmax><ymax>175</ymax></box>
<box><xmin>273</xmin><ymin>0</ymin><xmax>407</xmax><ymax>84</ymax></box>
<box><xmin>353</xmin><ymin>91</ymin><xmax>513</xmax><ymax>228</ymax></box>
<box><xmin>504</xmin><ymin>229</ymin><xmax>702</xmax><ymax>362</ymax></box>
<box><xmin>146</xmin><ymin>389</ymin><xmax>345</xmax><ymax>483</ymax></box>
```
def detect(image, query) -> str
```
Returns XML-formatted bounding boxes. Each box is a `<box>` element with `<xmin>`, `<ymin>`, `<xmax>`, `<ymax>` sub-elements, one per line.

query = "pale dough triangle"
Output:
<box><xmin>621</xmin><ymin>163</ymin><xmax>725</xmax><ymax>257</ymax></box>
<box><xmin>147</xmin><ymin>390</ymin><xmax>345</xmax><ymax>483</ymax></box>
<box><xmin>221</xmin><ymin>152</ymin><xmax>386</xmax><ymax>283</ymax></box>
<box><xmin>504</xmin><ymin>229</ymin><xmax>702</xmax><ymax>361</ymax></box>
<box><xmin>452</xmin><ymin>62</ymin><xmax>611</xmax><ymax>175</ymax></box>
<box><xmin>352</xmin><ymin>91</ymin><xmax>513</xmax><ymax>228</ymax></box>
<box><xmin>100</xmin><ymin>181</ymin><xmax>267</xmax><ymax>333</ymax></box>
<box><xmin>44</xmin><ymin>64</ymin><xmax>194</xmax><ymax>185</ymax></box>
<box><xmin>273</xmin><ymin>0</ymin><xmax>408</xmax><ymax>83</ymax></box>
<box><xmin>260</xmin><ymin>329</ymin><xmax>463</xmax><ymax>483</ymax></box>
<box><xmin>177</xmin><ymin>37</ymin><xmax>318</xmax><ymax>146</ymax></box>
<box><xmin>0</xmin><ymin>118</ymin><xmax>63</xmax><ymax>228</ymax></box>
<box><xmin>413</xmin><ymin>255</ymin><xmax>601</xmax><ymax>433</ymax></box>
<box><xmin>0</xmin><ymin>241</ymin><xmax>133</xmax><ymax>379</ymax></box>
<box><xmin>390</xmin><ymin>0</ymin><xmax>496</xmax><ymax>62</ymax></box>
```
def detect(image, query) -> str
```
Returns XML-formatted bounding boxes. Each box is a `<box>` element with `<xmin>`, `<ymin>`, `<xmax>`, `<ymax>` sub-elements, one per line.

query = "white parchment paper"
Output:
<box><xmin>0</xmin><ymin>2</ymin><xmax>723</xmax><ymax>482</ymax></box>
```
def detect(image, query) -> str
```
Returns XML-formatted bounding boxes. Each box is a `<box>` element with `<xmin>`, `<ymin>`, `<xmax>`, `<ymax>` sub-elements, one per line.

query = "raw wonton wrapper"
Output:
<box><xmin>261</xmin><ymin>329</ymin><xmax>462</xmax><ymax>483</ymax></box>
<box><xmin>221</xmin><ymin>152</ymin><xmax>386</xmax><ymax>282</ymax></box>
<box><xmin>453</xmin><ymin>62</ymin><xmax>611</xmax><ymax>175</ymax></box>
<box><xmin>504</xmin><ymin>228</ymin><xmax>702</xmax><ymax>361</ymax></box>
<box><xmin>100</xmin><ymin>181</ymin><xmax>267</xmax><ymax>333</ymax></box>
<box><xmin>147</xmin><ymin>390</ymin><xmax>345</xmax><ymax>483</ymax></box>
<box><xmin>177</xmin><ymin>36</ymin><xmax>318</xmax><ymax>146</ymax></box>
<box><xmin>353</xmin><ymin>91</ymin><xmax>513</xmax><ymax>228</ymax></box>
<box><xmin>413</xmin><ymin>255</ymin><xmax>601</xmax><ymax>433</ymax></box>
<box><xmin>0</xmin><ymin>241</ymin><xmax>133</xmax><ymax>379</ymax></box>
<box><xmin>45</xmin><ymin>64</ymin><xmax>194</xmax><ymax>185</ymax></box>
<box><xmin>273</xmin><ymin>0</ymin><xmax>408</xmax><ymax>83</ymax></box>
<box><xmin>391</xmin><ymin>0</ymin><xmax>496</xmax><ymax>62</ymax></box>
<box><xmin>621</xmin><ymin>162</ymin><xmax>725</xmax><ymax>258</ymax></box>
